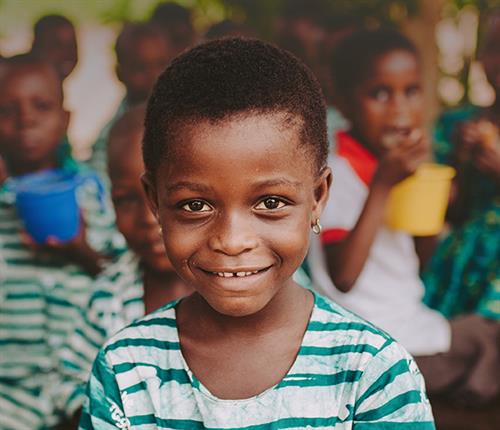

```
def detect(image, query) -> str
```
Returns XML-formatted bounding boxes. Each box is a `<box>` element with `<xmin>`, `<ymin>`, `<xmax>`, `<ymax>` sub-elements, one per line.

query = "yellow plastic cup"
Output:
<box><xmin>385</xmin><ymin>163</ymin><xmax>456</xmax><ymax>236</ymax></box>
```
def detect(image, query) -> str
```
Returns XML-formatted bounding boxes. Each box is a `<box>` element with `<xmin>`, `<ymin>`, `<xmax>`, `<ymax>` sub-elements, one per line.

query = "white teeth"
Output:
<box><xmin>212</xmin><ymin>271</ymin><xmax>261</xmax><ymax>278</ymax></box>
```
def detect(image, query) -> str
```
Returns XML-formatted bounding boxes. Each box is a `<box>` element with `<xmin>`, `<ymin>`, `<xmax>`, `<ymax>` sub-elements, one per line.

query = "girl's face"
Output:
<box><xmin>0</xmin><ymin>65</ymin><xmax>69</xmax><ymax>175</ymax></box>
<box><xmin>110</xmin><ymin>130</ymin><xmax>173</xmax><ymax>273</ymax></box>
<box><xmin>347</xmin><ymin>50</ymin><xmax>423</xmax><ymax>156</ymax></box>
<box><xmin>144</xmin><ymin>113</ymin><xmax>331</xmax><ymax>317</ymax></box>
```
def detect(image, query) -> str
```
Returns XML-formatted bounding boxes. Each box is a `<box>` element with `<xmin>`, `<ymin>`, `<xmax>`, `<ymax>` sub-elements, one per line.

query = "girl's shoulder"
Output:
<box><xmin>310</xmin><ymin>291</ymin><xmax>395</xmax><ymax>348</ymax></box>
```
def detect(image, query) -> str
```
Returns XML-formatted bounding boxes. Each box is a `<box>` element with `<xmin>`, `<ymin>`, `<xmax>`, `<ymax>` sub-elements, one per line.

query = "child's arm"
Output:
<box><xmin>414</xmin><ymin>236</ymin><xmax>438</xmax><ymax>272</ymax></box>
<box><xmin>474</xmin><ymin>140</ymin><xmax>500</xmax><ymax>185</ymax></box>
<box><xmin>28</xmin><ymin>219</ymin><xmax>109</xmax><ymax>277</ymax></box>
<box><xmin>325</xmin><ymin>136</ymin><xmax>429</xmax><ymax>292</ymax></box>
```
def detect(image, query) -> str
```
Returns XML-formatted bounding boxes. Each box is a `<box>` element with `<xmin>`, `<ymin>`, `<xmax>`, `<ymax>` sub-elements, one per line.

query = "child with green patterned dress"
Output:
<box><xmin>422</xmin><ymin>9</ymin><xmax>500</xmax><ymax>322</ymax></box>
<box><xmin>0</xmin><ymin>56</ymin><xmax>122</xmax><ymax>429</ymax></box>
<box><xmin>79</xmin><ymin>38</ymin><xmax>435</xmax><ymax>430</ymax></box>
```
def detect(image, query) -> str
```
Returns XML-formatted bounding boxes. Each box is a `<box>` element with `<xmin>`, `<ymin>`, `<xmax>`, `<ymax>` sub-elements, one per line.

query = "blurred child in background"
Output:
<box><xmin>150</xmin><ymin>1</ymin><xmax>196</xmax><ymax>55</ymax></box>
<box><xmin>275</xmin><ymin>0</ymin><xmax>350</xmax><ymax>151</ymax></box>
<box><xmin>57</xmin><ymin>105</ymin><xmax>191</xmax><ymax>419</ymax></box>
<box><xmin>422</xmin><ymin>8</ymin><xmax>500</xmax><ymax>322</ymax></box>
<box><xmin>29</xmin><ymin>14</ymin><xmax>79</xmax><ymax>171</ymax></box>
<box><xmin>307</xmin><ymin>28</ymin><xmax>500</xmax><ymax>404</ymax></box>
<box><xmin>0</xmin><ymin>56</ymin><xmax>122</xmax><ymax>429</ymax></box>
<box><xmin>88</xmin><ymin>22</ymin><xmax>174</xmax><ymax>177</ymax></box>
<box><xmin>30</xmin><ymin>14</ymin><xmax>78</xmax><ymax>82</ymax></box>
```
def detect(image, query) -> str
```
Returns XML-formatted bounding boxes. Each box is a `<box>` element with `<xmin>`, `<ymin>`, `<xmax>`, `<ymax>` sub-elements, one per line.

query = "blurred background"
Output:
<box><xmin>0</xmin><ymin>0</ymin><xmax>498</xmax><ymax>158</ymax></box>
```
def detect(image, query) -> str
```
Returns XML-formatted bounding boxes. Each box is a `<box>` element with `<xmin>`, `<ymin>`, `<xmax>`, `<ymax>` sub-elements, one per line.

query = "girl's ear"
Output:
<box><xmin>311</xmin><ymin>166</ymin><xmax>332</xmax><ymax>223</ymax></box>
<box><xmin>141</xmin><ymin>173</ymin><xmax>160</xmax><ymax>221</ymax></box>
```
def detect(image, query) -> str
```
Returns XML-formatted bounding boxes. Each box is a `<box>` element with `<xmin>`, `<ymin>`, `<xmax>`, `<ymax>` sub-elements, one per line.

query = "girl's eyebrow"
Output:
<box><xmin>165</xmin><ymin>181</ymin><xmax>212</xmax><ymax>193</ymax></box>
<box><xmin>252</xmin><ymin>178</ymin><xmax>302</xmax><ymax>189</ymax></box>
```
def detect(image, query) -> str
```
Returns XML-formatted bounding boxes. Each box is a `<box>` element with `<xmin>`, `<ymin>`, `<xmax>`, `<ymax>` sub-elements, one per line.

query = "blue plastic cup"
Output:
<box><xmin>9</xmin><ymin>169</ymin><xmax>102</xmax><ymax>244</ymax></box>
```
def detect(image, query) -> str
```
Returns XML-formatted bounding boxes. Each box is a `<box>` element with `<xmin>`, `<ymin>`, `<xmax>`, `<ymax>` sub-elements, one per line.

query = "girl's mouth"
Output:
<box><xmin>199</xmin><ymin>266</ymin><xmax>271</xmax><ymax>278</ymax></box>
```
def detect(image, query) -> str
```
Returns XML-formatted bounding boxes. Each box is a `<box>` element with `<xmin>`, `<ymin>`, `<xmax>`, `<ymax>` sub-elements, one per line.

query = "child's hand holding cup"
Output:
<box><xmin>375</xmin><ymin>128</ymin><xmax>430</xmax><ymax>188</ymax></box>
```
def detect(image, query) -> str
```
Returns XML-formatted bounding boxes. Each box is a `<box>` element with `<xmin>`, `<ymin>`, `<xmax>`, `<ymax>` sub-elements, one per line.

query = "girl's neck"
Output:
<box><xmin>179</xmin><ymin>280</ymin><xmax>313</xmax><ymax>339</ymax></box>
<box><xmin>9</xmin><ymin>158</ymin><xmax>58</xmax><ymax>178</ymax></box>
<box><xmin>348</xmin><ymin>128</ymin><xmax>381</xmax><ymax>158</ymax></box>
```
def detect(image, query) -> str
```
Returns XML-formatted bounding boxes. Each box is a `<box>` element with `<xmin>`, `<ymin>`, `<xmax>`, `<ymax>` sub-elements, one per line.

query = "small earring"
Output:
<box><xmin>158</xmin><ymin>226</ymin><xmax>163</xmax><ymax>236</ymax></box>
<box><xmin>312</xmin><ymin>219</ymin><xmax>322</xmax><ymax>235</ymax></box>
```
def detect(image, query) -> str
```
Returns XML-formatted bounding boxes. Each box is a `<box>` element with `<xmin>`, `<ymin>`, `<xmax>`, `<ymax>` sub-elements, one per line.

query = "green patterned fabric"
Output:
<box><xmin>422</xmin><ymin>106</ymin><xmax>500</xmax><ymax>320</ymax></box>
<box><xmin>0</xmin><ymin>162</ymin><xmax>126</xmax><ymax>429</ymax></box>
<box><xmin>79</xmin><ymin>292</ymin><xmax>435</xmax><ymax>429</ymax></box>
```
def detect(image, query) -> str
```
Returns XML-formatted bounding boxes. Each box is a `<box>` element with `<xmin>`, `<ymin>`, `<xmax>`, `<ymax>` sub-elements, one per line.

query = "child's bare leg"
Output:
<box><xmin>415</xmin><ymin>314</ymin><xmax>500</xmax><ymax>403</ymax></box>
<box><xmin>453</xmin><ymin>316</ymin><xmax>500</xmax><ymax>404</ymax></box>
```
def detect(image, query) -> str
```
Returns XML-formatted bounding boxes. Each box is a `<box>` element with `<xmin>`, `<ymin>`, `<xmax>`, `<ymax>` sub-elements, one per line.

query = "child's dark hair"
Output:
<box><xmin>33</xmin><ymin>14</ymin><xmax>74</xmax><ymax>40</ymax></box>
<box><xmin>0</xmin><ymin>54</ymin><xmax>63</xmax><ymax>103</ymax></box>
<box><xmin>332</xmin><ymin>28</ymin><xmax>418</xmax><ymax>100</ymax></box>
<box><xmin>143</xmin><ymin>38</ymin><xmax>327</xmax><ymax>176</ymax></box>
<box><xmin>115</xmin><ymin>22</ymin><xmax>167</xmax><ymax>64</ymax></box>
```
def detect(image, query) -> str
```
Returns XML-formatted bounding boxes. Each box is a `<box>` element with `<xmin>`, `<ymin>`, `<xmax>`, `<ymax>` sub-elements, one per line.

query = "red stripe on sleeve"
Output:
<box><xmin>321</xmin><ymin>228</ymin><xmax>349</xmax><ymax>245</ymax></box>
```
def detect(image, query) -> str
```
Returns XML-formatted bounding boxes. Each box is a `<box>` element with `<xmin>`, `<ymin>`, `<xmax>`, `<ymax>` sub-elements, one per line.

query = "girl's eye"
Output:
<box><xmin>405</xmin><ymin>85</ymin><xmax>421</xmax><ymax>98</ymax></box>
<box><xmin>34</xmin><ymin>100</ymin><xmax>53</xmax><ymax>111</ymax></box>
<box><xmin>182</xmin><ymin>200</ymin><xmax>211</xmax><ymax>212</ymax></box>
<box><xmin>373</xmin><ymin>88</ymin><xmax>390</xmax><ymax>102</ymax></box>
<box><xmin>0</xmin><ymin>104</ymin><xmax>15</xmax><ymax>117</ymax></box>
<box><xmin>255</xmin><ymin>197</ymin><xmax>286</xmax><ymax>210</ymax></box>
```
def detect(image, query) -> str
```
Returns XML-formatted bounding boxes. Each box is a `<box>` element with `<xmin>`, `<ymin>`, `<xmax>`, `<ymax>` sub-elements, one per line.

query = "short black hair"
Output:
<box><xmin>33</xmin><ymin>14</ymin><xmax>74</xmax><ymax>40</ymax></box>
<box><xmin>0</xmin><ymin>54</ymin><xmax>63</xmax><ymax>104</ymax></box>
<box><xmin>115</xmin><ymin>22</ymin><xmax>168</xmax><ymax>64</ymax></box>
<box><xmin>332</xmin><ymin>28</ymin><xmax>418</xmax><ymax>100</ymax></box>
<box><xmin>150</xmin><ymin>2</ymin><xmax>194</xmax><ymax>50</ymax></box>
<box><xmin>143</xmin><ymin>38</ymin><xmax>327</xmax><ymax>176</ymax></box>
<box><xmin>151</xmin><ymin>2</ymin><xmax>192</xmax><ymax>27</ymax></box>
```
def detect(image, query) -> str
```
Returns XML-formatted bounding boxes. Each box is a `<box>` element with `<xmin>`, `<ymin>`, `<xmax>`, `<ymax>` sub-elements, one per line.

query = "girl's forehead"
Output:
<box><xmin>374</xmin><ymin>50</ymin><xmax>419</xmax><ymax>72</ymax></box>
<box><xmin>160</xmin><ymin>113</ymin><xmax>317</xmax><ymax>181</ymax></box>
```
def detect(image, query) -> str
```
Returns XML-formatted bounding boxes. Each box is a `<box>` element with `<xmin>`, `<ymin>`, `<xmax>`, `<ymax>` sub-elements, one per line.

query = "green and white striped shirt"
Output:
<box><xmin>79</xmin><ymin>292</ymin><xmax>435</xmax><ymax>430</ymax></box>
<box><xmin>58</xmin><ymin>251</ymin><xmax>144</xmax><ymax>416</ymax></box>
<box><xmin>59</xmin><ymin>254</ymin><xmax>314</xmax><ymax>418</ymax></box>
<box><xmin>0</xmin><ymin>164</ymin><xmax>126</xmax><ymax>429</ymax></box>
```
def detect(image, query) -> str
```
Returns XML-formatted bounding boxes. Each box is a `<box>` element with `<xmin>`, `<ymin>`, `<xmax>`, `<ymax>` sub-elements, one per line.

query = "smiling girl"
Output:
<box><xmin>79</xmin><ymin>38</ymin><xmax>434</xmax><ymax>429</ymax></box>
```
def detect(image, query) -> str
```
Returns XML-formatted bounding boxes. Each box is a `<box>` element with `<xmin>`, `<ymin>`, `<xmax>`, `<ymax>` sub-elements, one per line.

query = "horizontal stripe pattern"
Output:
<box><xmin>0</xmin><ymin>165</ymin><xmax>126</xmax><ymax>429</ymax></box>
<box><xmin>80</xmin><ymin>293</ymin><xmax>435</xmax><ymax>429</ymax></box>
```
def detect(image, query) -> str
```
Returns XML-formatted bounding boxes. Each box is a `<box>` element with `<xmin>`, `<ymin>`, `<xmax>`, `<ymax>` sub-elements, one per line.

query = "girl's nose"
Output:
<box><xmin>207</xmin><ymin>213</ymin><xmax>259</xmax><ymax>256</ymax></box>
<box><xmin>17</xmin><ymin>104</ymin><xmax>37</xmax><ymax>128</ymax></box>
